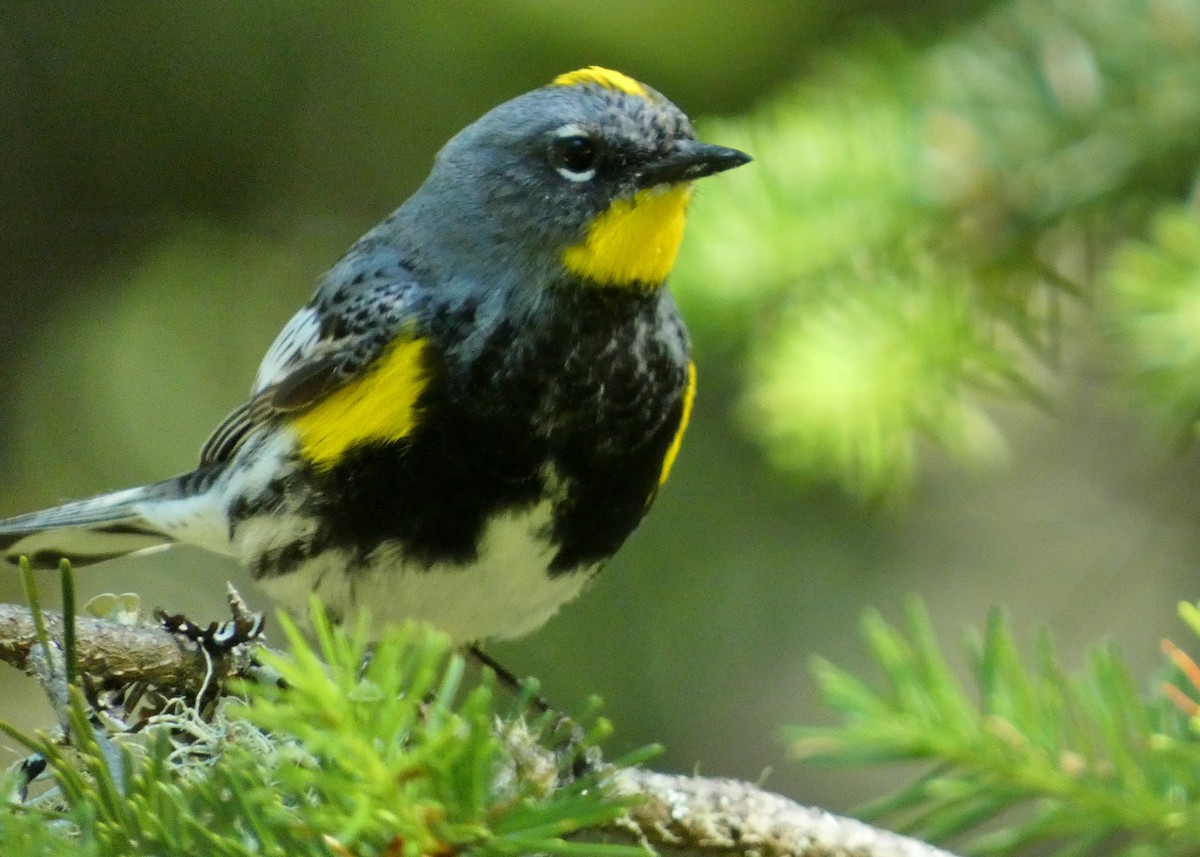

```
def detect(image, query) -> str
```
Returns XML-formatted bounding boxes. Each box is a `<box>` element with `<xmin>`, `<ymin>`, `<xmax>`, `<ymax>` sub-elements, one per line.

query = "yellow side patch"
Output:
<box><xmin>552</xmin><ymin>66</ymin><xmax>647</xmax><ymax>97</ymax></box>
<box><xmin>562</xmin><ymin>184</ymin><xmax>692</xmax><ymax>287</ymax></box>
<box><xmin>659</xmin><ymin>361</ymin><xmax>696</xmax><ymax>485</ymax></box>
<box><xmin>291</xmin><ymin>337</ymin><xmax>429</xmax><ymax>469</ymax></box>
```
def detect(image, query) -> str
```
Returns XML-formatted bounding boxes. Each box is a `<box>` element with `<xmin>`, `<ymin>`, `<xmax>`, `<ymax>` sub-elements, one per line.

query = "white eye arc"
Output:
<box><xmin>551</xmin><ymin>124</ymin><xmax>599</xmax><ymax>183</ymax></box>
<box><xmin>557</xmin><ymin>164</ymin><xmax>596</xmax><ymax>183</ymax></box>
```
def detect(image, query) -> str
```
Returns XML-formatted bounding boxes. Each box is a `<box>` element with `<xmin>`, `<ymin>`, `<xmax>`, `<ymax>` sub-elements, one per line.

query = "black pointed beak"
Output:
<box><xmin>636</xmin><ymin>140</ymin><xmax>751</xmax><ymax>188</ymax></box>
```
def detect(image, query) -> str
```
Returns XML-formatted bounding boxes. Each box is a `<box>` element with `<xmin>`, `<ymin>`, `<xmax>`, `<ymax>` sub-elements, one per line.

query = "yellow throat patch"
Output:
<box><xmin>291</xmin><ymin>337</ymin><xmax>429</xmax><ymax>469</ymax></box>
<box><xmin>552</xmin><ymin>66</ymin><xmax>648</xmax><ymax>97</ymax></box>
<box><xmin>562</xmin><ymin>184</ymin><xmax>693</xmax><ymax>287</ymax></box>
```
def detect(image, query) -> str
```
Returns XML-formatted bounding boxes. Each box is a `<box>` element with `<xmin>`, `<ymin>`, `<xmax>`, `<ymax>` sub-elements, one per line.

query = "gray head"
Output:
<box><xmin>395</xmin><ymin>67</ymin><xmax>750</xmax><ymax>291</ymax></box>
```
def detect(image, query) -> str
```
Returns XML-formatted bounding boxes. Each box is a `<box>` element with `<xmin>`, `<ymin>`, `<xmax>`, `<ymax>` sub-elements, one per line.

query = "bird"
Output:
<box><xmin>0</xmin><ymin>67</ymin><xmax>750</xmax><ymax>646</ymax></box>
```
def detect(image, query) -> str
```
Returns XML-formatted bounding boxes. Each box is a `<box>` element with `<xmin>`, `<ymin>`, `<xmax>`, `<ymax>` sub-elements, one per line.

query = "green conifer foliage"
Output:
<box><xmin>676</xmin><ymin>0</ymin><xmax>1200</xmax><ymax>494</ymax></box>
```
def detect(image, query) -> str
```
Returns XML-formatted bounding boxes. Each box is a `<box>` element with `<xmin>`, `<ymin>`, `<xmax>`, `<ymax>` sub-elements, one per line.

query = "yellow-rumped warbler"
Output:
<box><xmin>0</xmin><ymin>67</ymin><xmax>750</xmax><ymax>645</ymax></box>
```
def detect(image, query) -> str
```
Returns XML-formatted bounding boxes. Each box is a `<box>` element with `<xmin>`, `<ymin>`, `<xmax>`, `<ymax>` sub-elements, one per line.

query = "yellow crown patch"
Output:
<box><xmin>552</xmin><ymin>66</ymin><xmax>647</xmax><ymax>97</ymax></box>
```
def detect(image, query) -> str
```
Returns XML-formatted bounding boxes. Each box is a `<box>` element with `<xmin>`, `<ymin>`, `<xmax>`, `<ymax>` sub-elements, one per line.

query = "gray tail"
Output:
<box><xmin>0</xmin><ymin>477</ymin><xmax>189</xmax><ymax>570</ymax></box>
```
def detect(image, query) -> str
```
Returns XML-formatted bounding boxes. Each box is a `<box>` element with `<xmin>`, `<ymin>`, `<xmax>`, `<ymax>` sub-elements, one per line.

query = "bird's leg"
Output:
<box><xmin>466</xmin><ymin>645</ymin><xmax>596</xmax><ymax>779</ymax></box>
<box><xmin>466</xmin><ymin>644</ymin><xmax>550</xmax><ymax>713</ymax></box>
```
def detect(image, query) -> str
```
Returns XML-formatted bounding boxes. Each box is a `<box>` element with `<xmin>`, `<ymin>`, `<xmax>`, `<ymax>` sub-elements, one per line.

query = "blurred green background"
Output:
<box><xmin>3</xmin><ymin>0</ymin><xmax>1200</xmax><ymax>816</ymax></box>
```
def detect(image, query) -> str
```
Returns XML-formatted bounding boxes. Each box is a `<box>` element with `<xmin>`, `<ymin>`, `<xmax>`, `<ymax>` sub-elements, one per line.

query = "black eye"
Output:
<box><xmin>551</xmin><ymin>133</ymin><xmax>598</xmax><ymax>182</ymax></box>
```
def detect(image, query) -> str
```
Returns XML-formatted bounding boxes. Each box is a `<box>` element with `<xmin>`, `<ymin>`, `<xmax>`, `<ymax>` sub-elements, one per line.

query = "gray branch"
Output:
<box><xmin>0</xmin><ymin>600</ymin><xmax>958</xmax><ymax>857</ymax></box>
<box><xmin>603</xmin><ymin>769</ymin><xmax>960</xmax><ymax>857</ymax></box>
<box><xmin>0</xmin><ymin>602</ymin><xmax>254</xmax><ymax>694</ymax></box>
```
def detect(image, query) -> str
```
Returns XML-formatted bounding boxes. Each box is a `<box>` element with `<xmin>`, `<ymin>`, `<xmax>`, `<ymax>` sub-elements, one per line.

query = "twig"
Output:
<box><xmin>604</xmin><ymin>769</ymin><xmax>961</xmax><ymax>857</ymax></box>
<box><xmin>0</xmin><ymin>602</ymin><xmax>256</xmax><ymax>694</ymax></box>
<box><xmin>0</xmin><ymin>599</ymin><xmax>959</xmax><ymax>857</ymax></box>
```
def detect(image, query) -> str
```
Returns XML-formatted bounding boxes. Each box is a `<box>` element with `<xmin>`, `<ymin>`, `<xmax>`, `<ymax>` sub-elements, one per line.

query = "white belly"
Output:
<box><xmin>254</xmin><ymin>500</ymin><xmax>596</xmax><ymax>645</ymax></box>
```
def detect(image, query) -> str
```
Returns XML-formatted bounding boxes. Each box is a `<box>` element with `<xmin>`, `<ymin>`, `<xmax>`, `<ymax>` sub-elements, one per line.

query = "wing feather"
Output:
<box><xmin>200</xmin><ymin>249</ymin><xmax>423</xmax><ymax>467</ymax></box>
<box><xmin>254</xmin><ymin>305</ymin><xmax>323</xmax><ymax>393</ymax></box>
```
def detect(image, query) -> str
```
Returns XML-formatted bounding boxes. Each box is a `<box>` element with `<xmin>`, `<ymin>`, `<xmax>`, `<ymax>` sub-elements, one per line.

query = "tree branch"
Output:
<box><xmin>0</xmin><ymin>600</ymin><xmax>958</xmax><ymax>857</ymax></box>
<box><xmin>604</xmin><ymin>769</ymin><xmax>959</xmax><ymax>857</ymax></box>
<box><xmin>0</xmin><ymin>601</ymin><xmax>254</xmax><ymax>694</ymax></box>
